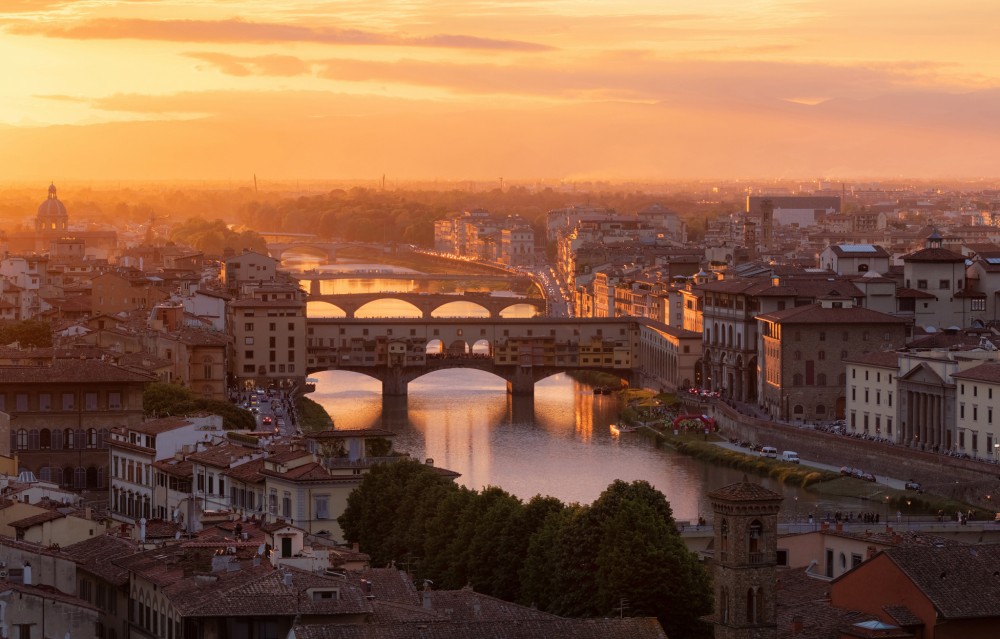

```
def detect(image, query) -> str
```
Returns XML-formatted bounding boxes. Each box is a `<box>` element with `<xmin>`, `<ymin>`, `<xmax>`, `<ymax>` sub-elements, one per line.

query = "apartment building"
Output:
<box><xmin>844</xmin><ymin>351</ymin><xmax>899</xmax><ymax>438</ymax></box>
<box><xmin>229</xmin><ymin>284</ymin><xmax>307</xmax><ymax>390</ymax></box>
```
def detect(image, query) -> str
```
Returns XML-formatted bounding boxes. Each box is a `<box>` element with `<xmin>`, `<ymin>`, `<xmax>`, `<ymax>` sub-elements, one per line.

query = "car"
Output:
<box><xmin>249</xmin><ymin>407</ymin><xmax>259</xmax><ymax>414</ymax></box>
<box><xmin>840</xmin><ymin>466</ymin><xmax>852</xmax><ymax>476</ymax></box>
<box><xmin>905</xmin><ymin>480</ymin><xmax>922</xmax><ymax>491</ymax></box>
<box><xmin>262</xmin><ymin>416</ymin><xmax>272</xmax><ymax>425</ymax></box>
<box><xmin>862</xmin><ymin>472</ymin><xmax>876</xmax><ymax>482</ymax></box>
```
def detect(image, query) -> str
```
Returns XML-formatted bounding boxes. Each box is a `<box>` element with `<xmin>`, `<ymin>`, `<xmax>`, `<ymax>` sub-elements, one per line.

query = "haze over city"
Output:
<box><xmin>2</xmin><ymin>0</ymin><xmax>999</xmax><ymax>182</ymax></box>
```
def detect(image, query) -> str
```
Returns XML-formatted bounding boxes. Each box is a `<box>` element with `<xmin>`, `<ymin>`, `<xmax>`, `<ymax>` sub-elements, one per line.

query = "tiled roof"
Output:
<box><xmin>187</xmin><ymin>441</ymin><xmax>260</xmax><ymax>467</ymax></box>
<box><xmin>757</xmin><ymin>304</ymin><xmax>908</xmax><ymax>325</ymax></box>
<box><xmin>895</xmin><ymin>288</ymin><xmax>937</xmax><ymax>299</ymax></box>
<box><xmin>153</xmin><ymin>457</ymin><xmax>194</xmax><ymax>478</ymax></box>
<box><xmin>292</xmin><ymin>618</ymin><xmax>668</xmax><ymax>639</ymax></box>
<box><xmin>0</xmin><ymin>359</ymin><xmax>156</xmax><ymax>384</ymax></box>
<box><xmin>951</xmin><ymin>362</ymin><xmax>1000</xmax><ymax>384</ymax></box>
<box><xmin>10</xmin><ymin>510</ymin><xmax>65</xmax><ymax>528</ymax></box>
<box><xmin>708</xmin><ymin>480</ymin><xmax>782</xmax><ymax>502</ymax></box>
<box><xmin>902</xmin><ymin>247</ymin><xmax>965</xmax><ymax>263</ymax></box>
<box><xmin>0</xmin><ymin>580</ymin><xmax>101</xmax><ymax>612</ymax></box>
<box><xmin>223</xmin><ymin>458</ymin><xmax>267</xmax><ymax>483</ymax></box>
<box><xmin>61</xmin><ymin>534</ymin><xmax>137</xmax><ymax>586</ymax></box>
<box><xmin>882</xmin><ymin>605</ymin><xmax>922</xmax><ymax>627</ymax></box>
<box><xmin>774</xmin><ymin>568</ymin><xmax>880</xmax><ymax>639</ymax></box>
<box><xmin>881</xmin><ymin>545</ymin><xmax>1000</xmax><ymax>619</ymax></box>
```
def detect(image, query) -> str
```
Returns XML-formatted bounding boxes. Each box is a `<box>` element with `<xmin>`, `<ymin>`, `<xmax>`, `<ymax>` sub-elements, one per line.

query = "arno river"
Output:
<box><xmin>293</xmin><ymin>253</ymin><xmax>875</xmax><ymax>523</ymax></box>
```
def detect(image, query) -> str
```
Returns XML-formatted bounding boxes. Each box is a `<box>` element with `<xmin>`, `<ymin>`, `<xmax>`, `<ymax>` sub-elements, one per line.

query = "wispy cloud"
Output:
<box><xmin>9</xmin><ymin>17</ymin><xmax>555</xmax><ymax>51</ymax></box>
<box><xmin>185</xmin><ymin>52</ymin><xmax>311</xmax><ymax>77</ymax></box>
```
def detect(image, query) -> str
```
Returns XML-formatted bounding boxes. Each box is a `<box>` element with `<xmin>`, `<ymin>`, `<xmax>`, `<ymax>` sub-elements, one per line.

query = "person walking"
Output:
<box><xmin>896</xmin><ymin>510</ymin><xmax>902</xmax><ymax>523</ymax></box>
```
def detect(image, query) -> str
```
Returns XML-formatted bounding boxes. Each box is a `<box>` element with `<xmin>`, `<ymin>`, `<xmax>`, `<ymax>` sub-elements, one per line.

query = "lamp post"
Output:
<box><xmin>794</xmin><ymin>496</ymin><xmax>798</xmax><ymax>531</ymax></box>
<box><xmin>885</xmin><ymin>495</ymin><xmax>891</xmax><ymax>529</ymax></box>
<box><xmin>994</xmin><ymin>443</ymin><xmax>999</xmax><ymax>463</ymax></box>
<box><xmin>906</xmin><ymin>500</ymin><xmax>912</xmax><ymax>528</ymax></box>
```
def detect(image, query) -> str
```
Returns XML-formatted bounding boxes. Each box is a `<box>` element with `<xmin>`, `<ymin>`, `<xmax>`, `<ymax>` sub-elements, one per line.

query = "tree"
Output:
<box><xmin>0</xmin><ymin>320</ymin><xmax>53</xmax><ymax>348</ymax></box>
<box><xmin>142</xmin><ymin>382</ymin><xmax>255</xmax><ymax>430</ymax></box>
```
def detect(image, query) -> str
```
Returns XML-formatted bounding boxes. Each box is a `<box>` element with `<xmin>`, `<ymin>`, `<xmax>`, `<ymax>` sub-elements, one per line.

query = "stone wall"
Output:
<box><xmin>710</xmin><ymin>401</ymin><xmax>1000</xmax><ymax>508</ymax></box>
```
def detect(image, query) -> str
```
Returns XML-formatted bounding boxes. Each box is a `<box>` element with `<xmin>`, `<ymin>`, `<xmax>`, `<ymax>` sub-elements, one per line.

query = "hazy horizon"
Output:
<box><xmin>3</xmin><ymin>2</ymin><xmax>999</xmax><ymax>182</ymax></box>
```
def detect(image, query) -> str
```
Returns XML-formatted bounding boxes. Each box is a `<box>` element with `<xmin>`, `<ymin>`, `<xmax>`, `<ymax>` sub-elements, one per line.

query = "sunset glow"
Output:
<box><xmin>2</xmin><ymin>1</ymin><xmax>998</xmax><ymax>180</ymax></box>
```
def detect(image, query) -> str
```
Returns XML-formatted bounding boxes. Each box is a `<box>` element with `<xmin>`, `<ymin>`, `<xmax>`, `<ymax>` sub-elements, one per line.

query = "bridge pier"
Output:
<box><xmin>506</xmin><ymin>366</ymin><xmax>536</xmax><ymax>396</ymax></box>
<box><xmin>383</xmin><ymin>367</ymin><xmax>409</xmax><ymax>396</ymax></box>
<box><xmin>310</xmin><ymin>279</ymin><xmax>321</xmax><ymax>296</ymax></box>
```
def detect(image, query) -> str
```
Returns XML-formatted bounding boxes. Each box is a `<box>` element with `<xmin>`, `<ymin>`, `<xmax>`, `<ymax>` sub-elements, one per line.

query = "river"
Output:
<box><xmin>292</xmin><ymin>252</ymin><xmax>876</xmax><ymax>523</ymax></box>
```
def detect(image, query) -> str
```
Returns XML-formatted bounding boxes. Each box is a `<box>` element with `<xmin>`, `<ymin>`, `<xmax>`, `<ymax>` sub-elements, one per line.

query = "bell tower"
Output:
<box><xmin>708</xmin><ymin>478</ymin><xmax>783</xmax><ymax>639</ymax></box>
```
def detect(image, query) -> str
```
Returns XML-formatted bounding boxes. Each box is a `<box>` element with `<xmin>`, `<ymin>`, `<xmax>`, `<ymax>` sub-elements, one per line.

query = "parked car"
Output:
<box><xmin>262</xmin><ymin>416</ymin><xmax>272</xmax><ymax>425</ymax></box>
<box><xmin>905</xmin><ymin>480</ymin><xmax>922</xmax><ymax>491</ymax></box>
<box><xmin>781</xmin><ymin>451</ymin><xmax>800</xmax><ymax>463</ymax></box>
<box><xmin>861</xmin><ymin>472</ymin><xmax>876</xmax><ymax>482</ymax></box>
<box><xmin>760</xmin><ymin>446</ymin><xmax>778</xmax><ymax>459</ymax></box>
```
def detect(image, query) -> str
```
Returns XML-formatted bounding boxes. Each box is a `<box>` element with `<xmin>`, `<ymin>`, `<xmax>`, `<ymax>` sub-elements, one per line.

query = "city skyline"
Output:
<box><xmin>2</xmin><ymin>1</ymin><xmax>999</xmax><ymax>181</ymax></box>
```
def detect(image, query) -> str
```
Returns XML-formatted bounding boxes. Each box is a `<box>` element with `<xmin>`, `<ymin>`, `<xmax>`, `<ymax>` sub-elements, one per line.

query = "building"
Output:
<box><xmin>757</xmin><ymin>299</ymin><xmax>909</xmax><ymax>422</ymax></box>
<box><xmin>229</xmin><ymin>284</ymin><xmax>307</xmax><ymax>390</ymax></box>
<box><xmin>4</xmin><ymin>183</ymin><xmax>118</xmax><ymax>258</ymax></box>
<box><xmin>819</xmin><ymin>244</ymin><xmax>892</xmax><ymax>276</ymax></box>
<box><xmin>901</xmin><ymin>231</ymin><xmax>981</xmax><ymax>330</ymax></box>
<box><xmin>108</xmin><ymin>415</ymin><xmax>224</xmax><ymax>525</ymax></box>
<box><xmin>746</xmin><ymin>195</ymin><xmax>841</xmax><ymax>228</ymax></box>
<box><xmin>844</xmin><ymin>351</ymin><xmax>899</xmax><ymax>439</ymax></box>
<box><xmin>222</xmin><ymin>250</ymin><xmax>279</xmax><ymax>294</ymax></box>
<box><xmin>4</xmin><ymin>359</ymin><xmax>155</xmax><ymax>490</ymax></box>
<box><xmin>831</xmin><ymin>545</ymin><xmax>1000</xmax><ymax>638</ymax></box>
<box><xmin>950</xmin><ymin>361</ymin><xmax>1000</xmax><ymax>461</ymax></box>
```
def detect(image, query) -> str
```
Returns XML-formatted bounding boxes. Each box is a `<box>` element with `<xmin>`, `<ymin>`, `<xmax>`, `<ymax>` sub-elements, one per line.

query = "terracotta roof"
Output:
<box><xmin>0</xmin><ymin>580</ymin><xmax>101</xmax><ymax>613</ymax></box>
<box><xmin>291</xmin><ymin>618</ymin><xmax>668</xmax><ymax>639</ymax></box>
<box><xmin>263</xmin><ymin>462</ymin><xmax>341</xmax><ymax>482</ymax></box>
<box><xmin>230</xmin><ymin>299</ymin><xmax>305</xmax><ymax>308</ymax></box>
<box><xmin>127</xmin><ymin>416</ymin><xmax>210</xmax><ymax>436</ymax></box>
<box><xmin>0</xmin><ymin>359</ymin><xmax>156</xmax><ymax>384</ymax></box>
<box><xmin>882</xmin><ymin>605</ymin><xmax>922</xmax><ymax>627</ymax></box>
<box><xmin>10</xmin><ymin>510</ymin><xmax>65</xmax><ymax>528</ymax></box>
<box><xmin>902</xmin><ymin>247</ymin><xmax>965</xmax><ymax>263</ymax></box>
<box><xmin>843</xmin><ymin>351</ymin><xmax>900</xmax><ymax>368</ymax></box>
<box><xmin>153</xmin><ymin>457</ymin><xmax>194</xmax><ymax>478</ymax></box>
<box><xmin>223</xmin><ymin>457</ymin><xmax>267</xmax><ymax>483</ymax></box>
<box><xmin>187</xmin><ymin>442</ymin><xmax>260</xmax><ymax>467</ymax></box>
<box><xmin>951</xmin><ymin>362</ymin><xmax>1000</xmax><ymax>384</ymax></box>
<box><xmin>61</xmin><ymin>534</ymin><xmax>137</xmax><ymax>586</ymax></box>
<box><xmin>879</xmin><ymin>545</ymin><xmax>1000</xmax><ymax>619</ymax></box>
<box><xmin>895</xmin><ymin>288</ymin><xmax>937</xmax><ymax>299</ymax></box>
<box><xmin>756</xmin><ymin>304</ymin><xmax>909</xmax><ymax>325</ymax></box>
<box><xmin>774</xmin><ymin>568</ymin><xmax>880</xmax><ymax>639</ymax></box>
<box><xmin>708</xmin><ymin>480</ymin><xmax>782</xmax><ymax>502</ymax></box>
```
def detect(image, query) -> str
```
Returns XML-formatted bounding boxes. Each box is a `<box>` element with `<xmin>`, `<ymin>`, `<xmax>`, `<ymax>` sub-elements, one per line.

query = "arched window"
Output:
<box><xmin>746</xmin><ymin>588</ymin><xmax>757</xmax><ymax>624</ymax></box>
<box><xmin>794</xmin><ymin>350</ymin><xmax>802</xmax><ymax>361</ymax></box>
<box><xmin>793</xmin><ymin>404</ymin><xmax>804</xmax><ymax>414</ymax></box>
<box><xmin>87</xmin><ymin>466</ymin><xmax>99</xmax><ymax>488</ymax></box>
<box><xmin>793</xmin><ymin>373</ymin><xmax>803</xmax><ymax>386</ymax></box>
<box><xmin>98</xmin><ymin>428</ymin><xmax>108</xmax><ymax>448</ymax></box>
<box><xmin>28</xmin><ymin>429</ymin><xmax>40</xmax><ymax>450</ymax></box>
<box><xmin>839</xmin><ymin>372</ymin><xmax>847</xmax><ymax>385</ymax></box>
<box><xmin>15</xmin><ymin>429</ymin><xmax>28</xmax><ymax>450</ymax></box>
<box><xmin>840</xmin><ymin>350</ymin><xmax>848</xmax><ymax>360</ymax></box>
<box><xmin>817</xmin><ymin>405</ymin><xmax>827</xmax><ymax>415</ymax></box>
<box><xmin>74</xmin><ymin>467</ymin><xmax>86</xmax><ymax>489</ymax></box>
<box><xmin>817</xmin><ymin>373</ymin><xmax>827</xmax><ymax>386</ymax></box>
<box><xmin>748</xmin><ymin>520</ymin><xmax>763</xmax><ymax>554</ymax></box>
<box><xmin>64</xmin><ymin>428</ymin><xmax>74</xmax><ymax>449</ymax></box>
<box><xmin>62</xmin><ymin>466</ymin><xmax>73</xmax><ymax>487</ymax></box>
<box><xmin>818</xmin><ymin>350</ymin><xmax>826</xmax><ymax>361</ymax></box>
<box><xmin>51</xmin><ymin>467</ymin><xmax>63</xmax><ymax>485</ymax></box>
<box><xmin>720</xmin><ymin>518</ymin><xmax>729</xmax><ymax>558</ymax></box>
<box><xmin>51</xmin><ymin>428</ymin><xmax>63</xmax><ymax>449</ymax></box>
<box><xmin>858</xmin><ymin>264</ymin><xmax>869</xmax><ymax>272</ymax></box>
<box><xmin>720</xmin><ymin>587</ymin><xmax>729</xmax><ymax>623</ymax></box>
<box><xmin>88</xmin><ymin>428</ymin><xmax>99</xmax><ymax>448</ymax></box>
<box><xmin>39</xmin><ymin>467</ymin><xmax>51</xmax><ymax>481</ymax></box>
<box><xmin>728</xmin><ymin>325</ymin><xmax>733</xmax><ymax>347</ymax></box>
<box><xmin>40</xmin><ymin>429</ymin><xmax>51</xmax><ymax>449</ymax></box>
<box><xmin>97</xmin><ymin>466</ymin><xmax>106</xmax><ymax>489</ymax></box>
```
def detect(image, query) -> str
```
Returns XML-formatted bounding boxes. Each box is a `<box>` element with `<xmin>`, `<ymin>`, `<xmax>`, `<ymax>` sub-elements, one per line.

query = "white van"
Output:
<box><xmin>760</xmin><ymin>446</ymin><xmax>778</xmax><ymax>458</ymax></box>
<box><xmin>781</xmin><ymin>451</ymin><xmax>800</xmax><ymax>464</ymax></box>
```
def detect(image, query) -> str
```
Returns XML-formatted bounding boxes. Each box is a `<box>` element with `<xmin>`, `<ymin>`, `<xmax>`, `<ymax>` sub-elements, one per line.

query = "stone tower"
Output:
<box><xmin>708</xmin><ymin>478</ymin><xmax>783</xmax><ymax>639</ymax></box>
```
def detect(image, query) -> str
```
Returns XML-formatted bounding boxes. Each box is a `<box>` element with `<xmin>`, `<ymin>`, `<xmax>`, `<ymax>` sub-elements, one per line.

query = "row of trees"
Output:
<box><xmin>338</xmin><ymin>460</ymin><xmax>713</xmax><ymax>638</ymax></box>
<box><xmin>0</xmin><ymin>320</ymin><xmax>52</xmax><ymax>348</ymax></box>
<box><xmin>168</xmin><ymin>217</ymin><xmax>267</xmax><ymax>256</ymax></box>
<box><xmin>142</xmin><ymin>382</ymin><xmax>255</xmax><ymax>430</ymax></box>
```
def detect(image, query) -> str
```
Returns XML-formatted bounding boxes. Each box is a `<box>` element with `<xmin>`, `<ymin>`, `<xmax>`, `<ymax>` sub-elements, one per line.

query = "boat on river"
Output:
<box><xmin>610</xmin><ymin>423</ymin><xmax>639</xmax><ymax>435</ymax></box>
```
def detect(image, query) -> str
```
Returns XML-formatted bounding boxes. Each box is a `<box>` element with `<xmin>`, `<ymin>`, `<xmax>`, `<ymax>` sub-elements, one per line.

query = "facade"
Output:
<box><xmin>636</xmin><ymin>323</ymin><xmax>702</xmax><ymax>391</ymax></box>
<box><xmin>819</xmin><ymin>243</ymin><xmax>891</xmax><ymax>276</ymax></box>
<box><xmin>950</xmin><ymin>361</ymin><xmax>1000</xmax><ymax>461</ymax></box>
<box><xmin>902</xmin><ymin>232</ymin><xmax>980</xmax><ymax>330</ymax></box>
<box><xmin>831</xmin><ymin>545</ymin><xmax>1000</xmax><ymax>639</ymax></box>
<box><xmin>844</xmin><ymin>351</ymin><xmax>899</xmax><ymax>439</ymax></box>
<box><xmin>500</xmin><ymin>224</ymin><xmax>535</xmax><ymax>267</ymax></box>
<box><xmin>757</xmin><ymin>300</ymin><xmax>909</xmax><ymax>422</ymax></box>
<box><xmin>709</xmin><ymin>480</ymin><xmax>783</xmax><ymax>639</ymax></box>
<box><xmin>222</xmin><ymin>250</ymin><xmax>278</xmax><ymax>294</ymax></box>
<box><xmin>4</xmin><ymin>360</ymin><xmax>154</xmax><ymax>490</ymax></box>
<box><xmin>229</xmin><ymin>285</ymin><xmax>307</xmax><ymax>390</ymax></box>
<box><xmin>108</xmin><ymin>415</ymin><xmax>224</xmax><ymax>525</ymax></box>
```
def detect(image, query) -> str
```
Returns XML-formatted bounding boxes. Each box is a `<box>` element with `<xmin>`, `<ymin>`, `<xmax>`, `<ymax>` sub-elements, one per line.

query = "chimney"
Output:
<box><xmin>85</xmin><ymin>506</ymin><xmax>92</xmax><ymax>520</ymax></box>
<box><xmin>282</xmin><ymin>572</ymin><xmax>293</xmax><ymax>587</ymax></box>
<box><xmin>791</xmin><ymin>615</ymin><xmax>803</xmax><ymax>635</ymax></box>
<box><xmin>422</xmin><ymin>590</ymin><xmax>432</xmax><ymax>610</ymax></box>
<box><xmin>835</xmin><ymin>521</ymin><xmax>843</xmax><ymax>533</ymax></box>
<box><xmin>820</xmin><ymin>521</ymin><xmax>830</xmax><ymax>532</ymax></box>
<box><xmin>23</xmin><ymin>562</ymin><xmax>31</xmax><ymax>586</ymax></box>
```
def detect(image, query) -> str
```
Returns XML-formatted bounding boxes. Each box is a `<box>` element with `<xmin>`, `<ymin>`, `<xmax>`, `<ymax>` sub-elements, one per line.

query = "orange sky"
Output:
<box><xmin>1</xmin><ymin>1</ymin><xmax>998</xmax><ymax>182</ymax></box>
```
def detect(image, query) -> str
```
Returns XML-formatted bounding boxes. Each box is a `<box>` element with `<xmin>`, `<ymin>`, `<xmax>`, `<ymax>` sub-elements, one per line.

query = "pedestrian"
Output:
<box><xmin>896</xmin><ymin>510</ymin><xmax>901</xmax><ymax>523</ymax></box>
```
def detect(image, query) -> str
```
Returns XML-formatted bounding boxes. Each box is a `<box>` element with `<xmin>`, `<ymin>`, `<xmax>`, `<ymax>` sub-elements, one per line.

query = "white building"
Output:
<box><xmin>108</xmin><ymin>414</ymin><xmax>223</xmax><ymax>525</ymax></box>
<box><xmin>844</xmin><ymin>351</ymin><xmax>899</xmax><ymax>439</ymax></box>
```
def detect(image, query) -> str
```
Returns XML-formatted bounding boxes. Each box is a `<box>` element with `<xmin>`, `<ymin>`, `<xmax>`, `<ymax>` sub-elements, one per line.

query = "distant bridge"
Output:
<box><xmin>267</xmin><ymin>241</ymin><xmax>383</xmax><ymax>262</ymax></box>
<box><xmin>308</xmin><ymin>292</ymin><xmax>546</xmax><ymax>319</ymax></box>
<box><xmin>304</xmin><ymin>317</ymin><xmax>697</xmax><ymax>397</ymax></box>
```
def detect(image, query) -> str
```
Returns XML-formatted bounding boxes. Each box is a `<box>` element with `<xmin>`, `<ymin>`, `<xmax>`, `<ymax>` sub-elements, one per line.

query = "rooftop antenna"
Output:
<box><xmin>253</xmin><ymin>173</ymin><xmax>258</xmax><ymax>193</ymax></box>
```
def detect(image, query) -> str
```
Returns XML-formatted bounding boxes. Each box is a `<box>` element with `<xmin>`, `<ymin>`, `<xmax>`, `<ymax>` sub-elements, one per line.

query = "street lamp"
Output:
<box><xmin>885</xmin><ymin>495</ymin><xmax>891</xmax><ymax>529</ymax></box>
<box><xmin>906</xmin><ymin>500</ymin><xmax>912</xmax><ymax>527</ymax></box>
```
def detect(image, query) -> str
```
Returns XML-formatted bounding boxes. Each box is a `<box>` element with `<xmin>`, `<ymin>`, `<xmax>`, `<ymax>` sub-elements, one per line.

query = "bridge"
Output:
<box><xmin>267</xmin><ymin>241</ymin><xmax>383</xmax><ymax>262</ymax></box>
<box><xmin>305</xmin><ymin>317</ymin><xmax>699</xmax><ymax>397</ymax></box>
<box><xmin>308</xmin><ymin>292</ymin><xmax>546</xmax><ymax>318</ymax></box>
<box><xmin>299</xmin><ymin>272</ymin><xmax>534</xmax><ymax>295</ymax></box>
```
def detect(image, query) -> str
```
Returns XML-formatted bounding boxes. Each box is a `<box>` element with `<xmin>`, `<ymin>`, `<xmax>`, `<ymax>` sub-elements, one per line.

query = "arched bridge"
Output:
<box><xmin>308</xmin><ymin>292</ymin><xmax>546</xmax><ymax>319</ymax></box>
<box><xmin>306</xmin><ymin>317</ymin><xmax>643</xmax><ymax>396</ymax></box>
<box><xmin>268</xmin><ymin>241</ymin><xmax>382</xmax><ymax>262</ymax></box>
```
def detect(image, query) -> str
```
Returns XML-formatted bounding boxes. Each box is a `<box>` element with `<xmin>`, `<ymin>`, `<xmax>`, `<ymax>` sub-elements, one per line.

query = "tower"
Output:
<box><xmin>758</xmin><ymin>198</ymin><xmax>774</xmax><ymax>254</ymax></box>
<box><xmin>708</xmin><ymin>478</ymin><xmax>783</xmax><ymax>639</ymax></box>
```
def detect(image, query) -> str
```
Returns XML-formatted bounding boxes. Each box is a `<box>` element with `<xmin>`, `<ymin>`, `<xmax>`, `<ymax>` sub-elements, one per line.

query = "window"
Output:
<box><xmin>62</xmin><ymin>393</ymin><xmax>75</xmax><ymax>410</ymax></box>
<box><xmin>818</xmin><ymin>351</ymin><xmax>825</xmax><ymax>361</ymax></box>
<box><xmin>916</xmin><ymin>279</ymin><xmax>928</xmax><ymax>289</ymax></box>
<box><xmin>15</xmin><ymin>393</ymin><xmax>28</xmax><ymax>411</ymax></box>
<box><xmin>85</xmin><ymin>392</ymin><xmax>98</xmax><ymax>410</ymax></box>
<box><xmin>819</xmin><ymin>331</ymin><xmax>826</xmax><ymax>341</ymax></box>
<box><xmin>282</xmin><ymin>492</ymin><xmax>292</xmax><ymax>518</ymax></box>
<box><xmin>108</xmin><ymin>392</ymin><xmax>121</xmax><ymax>410</ymax></box>
<box><xmin>244</xmin><ymin>322</ymin><xmax>254</xmax><ymax>331</ymax></box>
<box><xmin>939</xmin><ymin>279</ymin><xmax>950</xmax><ymax>289</ymax></box>
<box><xmin>245</xmin><ymin>350</ymin><xmax>254</xmax><ymax>359</ymax></box>
<box><xmin>39</xmin><ymin>393</ymin><xmax>51</xmax><ymax>411</ymax></box>
<box><xmin>315</xmin><ymin>495</ymin><xmax>329</xmax><ymax>520</ymax></box>
<box><xmin>973</xmin><ymin>298</ymin><xmax>986</xmax><ymax>311</ymax></box>
<box><xmin>245</xmin><ymin>337</ymin><xmax>254</xmax><ymax>345</ymax></box>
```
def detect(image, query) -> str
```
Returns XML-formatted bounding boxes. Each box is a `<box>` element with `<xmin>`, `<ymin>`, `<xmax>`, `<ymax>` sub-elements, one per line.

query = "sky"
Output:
<box><xmin>1</xmin><ymin>0</ymin><xmax>999</xmax><ymax>183</ymax></box>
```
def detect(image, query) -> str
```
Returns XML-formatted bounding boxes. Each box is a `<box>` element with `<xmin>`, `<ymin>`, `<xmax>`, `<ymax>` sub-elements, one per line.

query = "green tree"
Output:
<box><xmin>0</xmin><ymin>320</ymin><xmax>53</xmax><ymax>348</ymax></box>
<box><xmin>142</xmin><ymin>382</ymin><xmax>255</xmax><ymax>430</ymax></box>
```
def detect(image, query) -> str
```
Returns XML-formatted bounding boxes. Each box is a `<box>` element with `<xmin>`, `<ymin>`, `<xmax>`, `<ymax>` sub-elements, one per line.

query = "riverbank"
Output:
<box><xmin>655</xmin><ymin>432</ymin><xmax>989</xmax><ymax>519</ymax></box>
<box><xmin>297</xmin><ymin>395</ymin><xmax>334</xmax><ymax>433</ymax></box>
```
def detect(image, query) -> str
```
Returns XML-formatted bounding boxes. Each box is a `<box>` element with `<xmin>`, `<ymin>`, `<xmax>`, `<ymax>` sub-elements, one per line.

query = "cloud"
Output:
<box><xmin>8</xmin><ymin>17</ymin><xmax>554</xmax><ymax>51</ymax></box>
<box><xmin>185</xmin><ymin>52</ymin><xmax>311</xmax><ymax>77</ymax></box>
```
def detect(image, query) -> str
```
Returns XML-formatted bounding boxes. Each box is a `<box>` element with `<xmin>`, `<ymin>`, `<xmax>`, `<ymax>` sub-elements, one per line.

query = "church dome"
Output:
<box><xmin>37</xmin><ymin>182</ymin><xmax>68</xmax><ymax>219</ymax></box>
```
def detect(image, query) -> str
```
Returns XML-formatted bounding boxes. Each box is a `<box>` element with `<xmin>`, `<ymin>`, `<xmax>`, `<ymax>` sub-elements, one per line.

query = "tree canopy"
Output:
<box><xmin>143</xmin><ymin>382</ymin><xmax>255</xmax><ymax>430</ymax></box>
<box><xmin>0</xmin><ymin>319</ymin><xmax>53</xmax><ymax>348</ymax></box>
<box><xmin>338</xmin><ymin>461</ymin><xmax>713</xmax><ymax>638</ymax></box>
